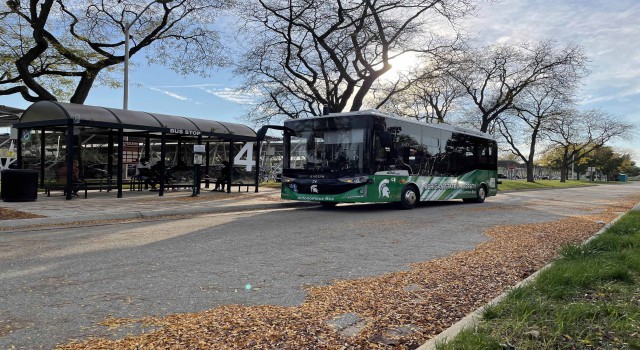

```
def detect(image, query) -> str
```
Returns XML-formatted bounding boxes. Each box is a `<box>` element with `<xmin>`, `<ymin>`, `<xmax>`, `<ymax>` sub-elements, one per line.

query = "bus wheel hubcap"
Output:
<box><xmin>479</xmin><ymin>187</ymin><xmax>485</xmax><ymax>199</ymax></box>
<box><xmin>405</xmin><ymin>190</ymin><xmax>417</xmax><ymax>205</ymax></box>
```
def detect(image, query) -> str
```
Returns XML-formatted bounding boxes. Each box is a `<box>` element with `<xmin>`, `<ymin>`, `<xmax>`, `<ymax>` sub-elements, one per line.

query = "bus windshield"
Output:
<box><xmin>289</xmin><ymin>127</ymin><xmax>368</xmax><ymax>175</ymax></box>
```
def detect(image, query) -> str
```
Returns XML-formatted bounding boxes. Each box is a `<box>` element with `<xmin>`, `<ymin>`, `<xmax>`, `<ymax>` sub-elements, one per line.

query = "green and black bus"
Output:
<box><xmin>281</xmin><ymin>110</ymin><xmax>498</xmax><ymax>209</ymax></box>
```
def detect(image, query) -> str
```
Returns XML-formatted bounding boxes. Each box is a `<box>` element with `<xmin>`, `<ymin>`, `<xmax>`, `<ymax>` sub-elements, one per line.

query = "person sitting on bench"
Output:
<box><xmin>57</xmin><ymin>160</ymin><xmax>82</xmax><ymax>196</ymax></box>
<box><xmin>135</xmin><ymin>157</ymin><xmax>157</xmax><ymax>190</ymax></box>
<box><xmin>212</xmin><ymin>160</ymin><xmax>230</xmax><ymax>192</ymax></box>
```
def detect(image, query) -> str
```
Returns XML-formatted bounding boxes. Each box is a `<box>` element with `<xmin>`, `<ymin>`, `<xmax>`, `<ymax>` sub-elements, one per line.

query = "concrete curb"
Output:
<box><xmin>1</xmin><ymin>201</ymin><xmax>316</xmax><ymax>230</ymax></box>
<box><xmin>417</xmin><ymin>202</ymin><xmax>640</xmax><ymax>350</ymax></box>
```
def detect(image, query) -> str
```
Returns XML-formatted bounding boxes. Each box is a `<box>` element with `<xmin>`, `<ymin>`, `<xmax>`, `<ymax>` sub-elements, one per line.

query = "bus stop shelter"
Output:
<box><xmin>11</xmin><ymin>101</ymin><xmax>257</xmax><ymax>200</ymax></box>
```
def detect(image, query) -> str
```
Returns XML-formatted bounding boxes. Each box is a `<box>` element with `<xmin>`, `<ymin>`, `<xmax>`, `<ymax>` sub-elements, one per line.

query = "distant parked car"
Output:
<box><xmin>498</xmin><ymin>173</ymin><xmax>507</xmax><ymax>179</ymax></box>
<box><xmin>83</xmin><ymin>164</ymin><xmax>109</xmax><ymax>179</ymax></box>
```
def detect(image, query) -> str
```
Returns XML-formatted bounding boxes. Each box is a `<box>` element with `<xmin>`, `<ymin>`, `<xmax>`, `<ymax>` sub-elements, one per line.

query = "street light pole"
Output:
<box><xmin>123</xmin><ymin>22</ymin><xmax>132</xmax><ymax>110</ymax></box>
<box><xmin>123</xmin><ymin>0</ymin><xmax>173</xmax><ymax>110</ymax></box>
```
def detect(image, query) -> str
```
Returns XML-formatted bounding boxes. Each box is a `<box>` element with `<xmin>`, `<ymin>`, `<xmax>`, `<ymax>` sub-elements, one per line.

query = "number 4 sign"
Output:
<box><xmin>233</xmin><ymin>142</ymin><xmax>254</xmax><ymax>171</ymax></box>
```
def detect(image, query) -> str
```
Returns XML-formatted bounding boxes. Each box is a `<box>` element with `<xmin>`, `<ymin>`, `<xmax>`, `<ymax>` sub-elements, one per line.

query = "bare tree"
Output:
<box><xmin>543</xmin><ymin>109</ymin><xmax>635</xmax><ymax>182</ymax></box>
<box><xmin>497</xmin><ymin>81</ymin><xmax>572</xmax><ymax>182</ymax></box>
<box><xmin>235</xmin><ymin>0</ymin><xmax>476</xmax><ymax>123</ymax></box>
<box><xmin>1</xmin><ymin>0</ymin><xmax>231</xmax><ymax>104</ymax></box>
<box><xmin>376</xmin><ymin>57</ymin><xmax>464</xmax><ymax>123</ymax></box>
<box><xmin>449</xmin><ymin>40</ymin><xmax>587</xmax><ymax>133</ymax></box>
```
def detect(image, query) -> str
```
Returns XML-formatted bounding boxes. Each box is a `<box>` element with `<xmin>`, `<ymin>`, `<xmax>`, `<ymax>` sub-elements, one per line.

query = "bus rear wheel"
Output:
<box><xmin>400</xmin><ymin>185</ymin><xmax>419</xmax><ymax>210</ymax></box>
<box><xmin>464</xmin><ymin>184</ymin><xmax>486</xmax><ymax>203</ymax></box>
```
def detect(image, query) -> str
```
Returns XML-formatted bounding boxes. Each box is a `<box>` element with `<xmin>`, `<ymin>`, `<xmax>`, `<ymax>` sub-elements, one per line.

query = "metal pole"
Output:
<box><xmin>117</xmin><ymin>129</ymin><xmax>124</xmax><ymax>198</ymax></box>
<box><xmin>123</xmin><ymin>24</ymin><xmax>130</xmax><ymax>110</ymax></box>
<box><xmin>254</xmin><ymin>140</ymin><xmax>260</xmax><ymax>193</ymax></box>
<box><xmin>107</xmin><ymin>132</ymin><xmax>114</xmax><ymax>181</ymax></box>
<box><xmin>65</xmin><ymin>121</ymin><xmax>74</xmax><ymax>200</ymax></box>
<box><xmin>159</xmin><ymin>132</ymin><xmax>166</xmax><ymax>196</ymax></box>
<box><xmin>40</xmin><ymin>128</ymin><xmax>45</xmax><ymax>187</ymax></box>
<box><xmin>122</xmin><ymin>0</ymin><xmax>167</xmax><ymax>110</ymax></box>
<box><xmin>191</xmin><ymin>163</ymin><xmax>198</xmax><ymax>197</ymax></box>
<box><xmin>16</xmin><ymin>129</ymin><xmax>22</xmax><ymax>169</ymax></box>
<box><xmin>145</xmin><ymin>134</ymin><xmax>151</xmax><ymax>158</ymax></box>
<box><xmin>205</xmin><ymin>141</ymin><xmax>210</xmax><ymax>188</ymax></box>
<box><xmin>196</xmin><ymin>135</ymin><xmax>202</xmax><ymax>195</ymax></box>
<box><xmin>177</xmin><ymin>137</ymin><xmax>182</xmax><ymax>165</ymax></box>
<box><xmin>227</xmin><ymin>141</ymin><xmax>234</xmax><ymax>193</ymax></box>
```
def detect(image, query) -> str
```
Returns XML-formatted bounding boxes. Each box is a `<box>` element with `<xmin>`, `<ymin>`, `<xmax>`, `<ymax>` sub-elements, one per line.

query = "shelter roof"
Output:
<box><xmin>13</xmin><ymin>101</ymin><xmax>256</xmax><ymax>141</ymax></box>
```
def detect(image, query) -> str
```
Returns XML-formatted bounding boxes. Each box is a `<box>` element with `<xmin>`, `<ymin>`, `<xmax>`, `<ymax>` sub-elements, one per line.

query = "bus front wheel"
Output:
<box><xmin>464</xmin><ymin>185</ymin><xmax>486</xmax><ymax>203</ymax></box>
<box><xmin>400</xmin><ymin>185</ymin><xmax>419</xmax><ymax>210</ymax></box>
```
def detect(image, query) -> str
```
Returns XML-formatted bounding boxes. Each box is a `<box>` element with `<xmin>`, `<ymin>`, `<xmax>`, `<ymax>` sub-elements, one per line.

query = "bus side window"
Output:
<box><xmin>374</xmin><ymin>135</ymin><xmax>391</xmax><ymax>171</ymax></box>
<box><xmin>479</xmin><ymin>146</ymin><xmax>488</xmax><ymax>168</ymax></box>
<box><xmin>374</xmin><ymin>135</ymin><xmax>385</xmax><ymax>160</ymax></box>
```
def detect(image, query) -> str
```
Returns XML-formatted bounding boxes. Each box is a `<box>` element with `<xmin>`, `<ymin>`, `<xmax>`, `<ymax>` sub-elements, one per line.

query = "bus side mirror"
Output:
<box><xmin>379</xmin><ymin>132</ymin><xmax>392</xmax><ymax>147</ymax></box>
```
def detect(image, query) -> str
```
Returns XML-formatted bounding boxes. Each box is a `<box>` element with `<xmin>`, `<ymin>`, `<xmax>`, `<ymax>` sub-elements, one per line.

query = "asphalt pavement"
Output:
<box><xmin>0</xmin><ymin>185</ymin><xmax>312</xmax><ymax>229</ymax></box>
<box><xmin>0</xmin><ymin>184</ymin><xmax>640</xmax><ymax>349</ymax></box>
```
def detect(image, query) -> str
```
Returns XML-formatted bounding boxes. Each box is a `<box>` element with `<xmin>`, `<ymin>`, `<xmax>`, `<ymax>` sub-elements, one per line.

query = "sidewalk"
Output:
<box><xmin>0</xmin><ymin>185</ymin><xmax>314</xmax><ymax>229</ymax></box>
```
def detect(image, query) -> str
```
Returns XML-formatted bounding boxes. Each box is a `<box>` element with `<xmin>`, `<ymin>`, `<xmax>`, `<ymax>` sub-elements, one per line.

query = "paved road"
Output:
<box><xmin>1</xmin><ymin>183</ymin><xmax>638</xmax><ymax>349</ymax></box>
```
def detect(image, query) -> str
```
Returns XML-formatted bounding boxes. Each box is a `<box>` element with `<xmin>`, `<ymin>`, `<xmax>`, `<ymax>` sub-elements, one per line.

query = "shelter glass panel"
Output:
<box><xmin>230</xmin><ymin>141</ymin><xmax>257</xmax><ymax>185</ymax></box>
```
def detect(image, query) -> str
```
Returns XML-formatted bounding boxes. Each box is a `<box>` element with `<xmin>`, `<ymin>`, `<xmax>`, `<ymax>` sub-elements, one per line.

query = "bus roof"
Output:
<box><xmin>286</xmin><ymin>109</ymin><xmax>496</xmax><ymax>141</ymax></box>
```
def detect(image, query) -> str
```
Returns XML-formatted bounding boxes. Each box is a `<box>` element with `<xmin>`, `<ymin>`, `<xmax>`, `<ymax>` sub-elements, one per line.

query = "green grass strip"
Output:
<box><xmin>438</xmin><ymin>210</ymin><xmax>640</xmax><ymax>350</ymax></box>
<box><xmin>498</xmin><ymin>179</ymin><xmax>604</xmax><ymax>191</ymax></box>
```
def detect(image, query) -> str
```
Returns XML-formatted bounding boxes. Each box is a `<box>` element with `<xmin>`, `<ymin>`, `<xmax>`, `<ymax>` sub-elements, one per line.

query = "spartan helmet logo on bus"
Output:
<box><xmin>310</xmin><ymin>185</ymin><xmax>319</xmax><ymax>193</ymax></box>
<box><xmin>378</xmin><ymin>179</ymin><xmax>390</xmax><ymax>198</ymax></box>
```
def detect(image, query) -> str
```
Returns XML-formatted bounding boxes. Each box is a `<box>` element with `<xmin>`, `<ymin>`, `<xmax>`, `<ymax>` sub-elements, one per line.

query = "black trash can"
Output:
<box><xmin>1</xmin><ymin>169</ymin><xmax>39</xmax><ymax>202</ymax></box>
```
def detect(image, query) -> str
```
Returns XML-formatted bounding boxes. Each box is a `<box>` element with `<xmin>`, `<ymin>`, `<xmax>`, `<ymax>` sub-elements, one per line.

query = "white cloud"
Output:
<box><xmin>201</xmin><ymin>87</ymin><xmax>257</xmax><ymax>105</ymax></box>
<box><xmin>147</xmin><ymin>84</ymin><xmax>257</xmax><ymax>106</ymax></box>
<box><xmin>149</xmin><ymin>87</ymin><xmax>190</xmax><ymax>101</ymax></box>
<box><xmin>153</xmin><ymin>83</ymin><xmax>224</xmax><ymax>89</ymax></box>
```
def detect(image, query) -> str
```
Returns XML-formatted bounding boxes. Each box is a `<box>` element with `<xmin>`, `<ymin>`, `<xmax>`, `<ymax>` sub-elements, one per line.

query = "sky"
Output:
<box><xmin>2</xmin><ymin>0</ymin><xmax>639</xmax><ymax>162</ymax></box>
<box><xmin>464</xmin><ymin>0</ymin><xmax>640</xmax><ymax>162</ymax></box>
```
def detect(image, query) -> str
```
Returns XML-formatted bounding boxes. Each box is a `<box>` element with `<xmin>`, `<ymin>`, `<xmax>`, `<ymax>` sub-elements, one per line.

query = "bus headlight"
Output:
<box><xmin>282</xmin><ymin>177</ymin><xmax>294</xmax><ymax>183</ymax></box>
<box><xmin>338</xmin><ymin>176</ymin><xmax>370</xmax><ymax>184</ymax></box>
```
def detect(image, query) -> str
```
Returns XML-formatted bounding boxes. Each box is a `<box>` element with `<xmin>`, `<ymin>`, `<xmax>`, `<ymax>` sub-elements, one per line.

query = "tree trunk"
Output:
<box><xmin>350</xmin><ymin>74</ymin><xmax>381</xmax><ymax>111</ymax></box>
<box><xmin>70</xmin><ymin>70</ymin><xmax>99</xmax><ymax>104</ymax></box>
<box><xmin>479</xmin><ymin>115</ymin><xmax>490</xmax><ymax>133</ymax></box>
<box><xmin>526</xmin><ymin>133</ymin><xmax>538</xmax><ymax>183</ymax></box>
<box><xmin>526</xmin><ymin>162</ymin><xmax>534</xmax><ymax>182</ymax></box>
<box><xmin>559</xmin><ymin>148</ymin><xmax>570</xmax><ymax>182</ymax></box>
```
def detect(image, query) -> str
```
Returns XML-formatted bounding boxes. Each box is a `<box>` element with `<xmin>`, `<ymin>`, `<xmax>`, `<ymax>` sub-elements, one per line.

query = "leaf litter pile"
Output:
<box><xmin>58</xmin><ymin>195</ymin><xmax>640</xmax><ymax>349</ymax></box>
<box><xmin>0</xmin><ymin>207</ymin><xmax>43</xmax><ymax>220</ymax></box>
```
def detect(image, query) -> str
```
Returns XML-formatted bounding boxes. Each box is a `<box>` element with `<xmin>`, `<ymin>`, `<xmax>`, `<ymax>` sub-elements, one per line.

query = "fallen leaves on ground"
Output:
<box><xmin>171</xmin><ymin>192</ymin><xmax>237</xmax><ymax>202</ymax></box>
<box><xmin>58</xmin><ymin>195</ymin><xmax>640</xmax><ymax>350</ymax></box>
<box><xmin>0</xmin><ymin>207</ymin><xmax>43</xmax><ymax>220</ymax></box>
